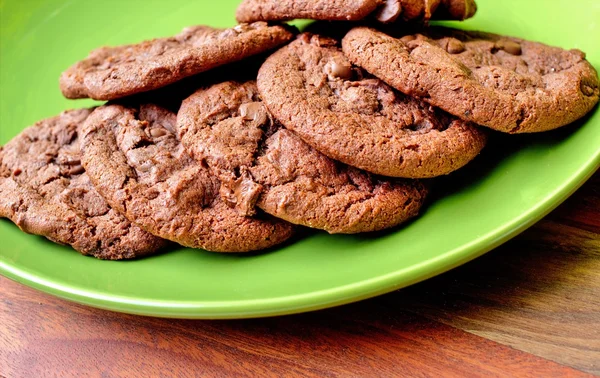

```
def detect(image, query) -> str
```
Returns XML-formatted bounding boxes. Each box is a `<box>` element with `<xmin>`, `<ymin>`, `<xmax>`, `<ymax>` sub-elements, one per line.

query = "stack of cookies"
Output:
<box><xmin>1</xmin><ymin>0</ymin><xmax>598</xmax><ymax>259</ymax></box>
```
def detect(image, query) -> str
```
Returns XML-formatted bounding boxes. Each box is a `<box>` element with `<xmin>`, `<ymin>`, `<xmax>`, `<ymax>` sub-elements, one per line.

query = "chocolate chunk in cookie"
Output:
<box><xmin>257</xmin><ymin>34</ymin><xmax>487</xmax><ymax>178</ymax></box>
<box><xmin>178</xmin><ymin>81</ymin><xmax>428</xmax><ymax>234</ymax></box>
<box><xmin>432</xmin><ymin>0</ymin><xmax>477</xmax><ymax>20</ymax></box>
<box><xmin>342</xmin><ymin>27</ymin><xmax>600</xmax><ymax>133</ymax></box>
<box><xmin>80</xmin><ymin>104</ymin><xmax>294</xmax><ymax>253</ymax></box>
<box><xmin>0</xmin><ymin>110</ymin><xmax>167</xmax><ymax>259</ymax></box>
<box><xmin>236</xmin><ymin>0</ymin><xmax>476</xmax><ymax>24</ymax></box>
<box><xmin>60</xmin><ymin>23</ymin><xmax>295</xmax><ymax>101</ymax></box>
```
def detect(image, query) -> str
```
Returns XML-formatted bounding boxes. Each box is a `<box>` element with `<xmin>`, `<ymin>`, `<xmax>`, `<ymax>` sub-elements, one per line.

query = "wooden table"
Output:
<box><xmin>1</xmin><ymin>172</ymin><xmax>598</xmax><ymax>377</ymax></box>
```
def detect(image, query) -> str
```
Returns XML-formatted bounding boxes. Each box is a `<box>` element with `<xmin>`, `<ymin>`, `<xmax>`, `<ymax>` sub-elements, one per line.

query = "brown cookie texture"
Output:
<box><xmin>257</xmin><ymin>34</ymin><xmax>487</xmax><ymax>179</ymax></box>
<box><xmin>80</xmin><ymin>104</ymin><xmax>294</xmax><ymax>253</ymax></box>
<box><xmin>237</xmin><ymin>0</ymin><xmax>383</xmax><ymax>23</ymax></box>
<box><xmin>342</xmin><ymin>27</ymin><xmax>600</xmax><ymax>133</ymax></box>
<box><xmin>0</xmin><ymin>110</ymin><xmax>167</xmax><ymax>259</ymax></box>
<box><xmin>178</xmin><ymin>81</ymin><xmax>428</xmax><ymax>234</ymax></box>
<box><xmin>236</xmin><ymin>0</ymin><xmax>476</xmax><ymax>23</ymax></box>
<box><xmin>399</xmin><ymin>0</ymin><xmax>477</xmax><ymax>21</ymax></box>
<box><xmin>60</xmin><ymin>23</ymin><xmax>295</xmax><ymax>101</ymax></box>
<box><xmin>431</xmin><ymin>0</ymin><xmax>477</xmax><ymax>20</ymax></box>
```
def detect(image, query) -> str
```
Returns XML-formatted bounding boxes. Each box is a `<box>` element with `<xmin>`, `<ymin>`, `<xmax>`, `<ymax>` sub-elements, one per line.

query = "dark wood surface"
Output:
<box><xmin>1</xmin><ymin>172</ymin><xmax>598</xmax><ymax>377</ymax></box>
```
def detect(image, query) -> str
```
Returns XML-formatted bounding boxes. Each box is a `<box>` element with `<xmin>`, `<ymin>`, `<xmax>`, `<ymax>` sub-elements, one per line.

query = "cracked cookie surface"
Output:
<box><xmin>342</xmin><ymin>27</ymin><xmax>600</xmax><ymax>133</ymax></box>
<box><xmin>178</xmin><ymin>81</ymin><xmax>428</xmax><ymax>234</ymax></box>
<box><xmin>257</xmin><ymin>34</ymin><xmax>487</xmax><ymax>178</ymax></box>
<box><xmin>0</xmin><ymin>109</ymin><xmax>167</xmax><ymax>259</ymax></box>
<box><xmin>80</xmin><ymin>104</ymin><xmax>294</xmax><ymax>252</ymax></box>
<box><xmin>60</xmin><ymin>23</ymin><xmax>294</xmax><ymax>101</ymax></box>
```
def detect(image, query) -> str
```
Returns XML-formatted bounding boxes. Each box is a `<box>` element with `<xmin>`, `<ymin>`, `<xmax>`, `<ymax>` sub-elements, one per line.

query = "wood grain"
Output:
<box><xmin>0</xmin><ymin>276</ymin><xmax>588</xmax><ymax>378</ymax></box>
<box><xmin>0</xmin><ymin>173</ymin><xmax>598</xmax><ymax>377</ymax></box>
<box><xmin>398</xmin><ymin>173</ymin><xmax>600</xmax><ymax>374</ymax></box>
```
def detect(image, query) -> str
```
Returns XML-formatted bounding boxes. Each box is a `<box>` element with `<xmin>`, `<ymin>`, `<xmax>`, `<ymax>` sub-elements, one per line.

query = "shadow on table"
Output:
<box><xmin>183</xmin><ymin>171</ymin><xmax>599</xmax><ymax>374</ymax></box>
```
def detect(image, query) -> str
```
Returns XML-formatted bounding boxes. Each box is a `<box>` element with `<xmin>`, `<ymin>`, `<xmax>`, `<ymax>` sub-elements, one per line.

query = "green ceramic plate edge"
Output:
<box><xmin>1</xmin><ymin>158</ymin><xmax>597</xmax><ymax>319</ymax></box>
<box><xmin>0</xmin><ymin>0</ymin><xmax>599</xmax><ymax>318</ymax></box>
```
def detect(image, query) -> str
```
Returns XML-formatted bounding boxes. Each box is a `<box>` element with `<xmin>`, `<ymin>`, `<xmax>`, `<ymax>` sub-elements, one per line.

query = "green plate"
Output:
<box><xmin>1</xmin><ymin>0</ymin><xmax>598</xmax><ymax>319</ymax></box>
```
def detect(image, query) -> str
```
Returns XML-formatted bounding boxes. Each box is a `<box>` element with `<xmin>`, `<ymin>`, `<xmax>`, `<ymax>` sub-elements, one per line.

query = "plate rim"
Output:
<box><xmin>1</xmin><ymin>152</ymin><xmax>598</xmax><ymax>319</ymax></box>
<box><xmin>1</xmin><ymin>0</ymin><xmax>599</xmax><ymax>319</ymax></box>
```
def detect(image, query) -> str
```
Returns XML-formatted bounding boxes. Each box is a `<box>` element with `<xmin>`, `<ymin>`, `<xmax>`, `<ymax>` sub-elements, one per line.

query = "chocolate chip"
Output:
<box><xmin>219</xmin><ymin>185</ymin><xmax>238</xmax><ymax>208</ymax></box>
<box><xmin>581</xmin><ymin>82</ymin><xmax>596</xmax><ymax>96</ymax></box>
<box><xmin>64</xmin><ymin>158</ymin><xmax>82</xmax><ymax>166</ymax></box>
<box><xmin>68</xmin><ymin>165</ymin><xmax>85</xmax><ymax>176</ymax></box>
<box><xmin>137</xmin><ymin>162</ymin><xmax>152</xmax><ymax>172</ymax></box>
<box><xmin>249</xmin><ymin>21</ymin><xmax>268</xmax><ymax>29</ymax></box>
<box><xmin>299</xmin><ymin>34</ymin><xmax>312</xmax><ymax>44</ymax></box>
<box><xmin>325</xmin><ymin>61</ymin><xmax>353</xmax><ymax>80</ymax></box>
<box><xmin>375</xmin><ymin>0</ymin><xmax>402</xmax><ymax>24</ymax></box>
<box><xmin>309</xmin><ymin>34</ymin><xmax>337</xmax><ymax>48</ymax></box>
<box><xmin>233</xmin><ymin>173</ymin><xmax>262</xmax><ymax>216</ymax></box>
<box><xmin>150</xmin><ymin>128</ymin><xmax>168</xmax><ymax>137</ymax></box>
<box><xmin>446</xmin><ymin>38</ymin><xmax>465</xmax><ymax>54</ymax></box>
<box><xmin>219</xmin><ymin>172</ymin><xmax>262</xmax><ymax>216</ymax></box>
<box><xmin>400</xmin><ymin>35</ymin><xmax>416</xmax><ymax>44</ymax></box>
<box><xmin>219</xmin><ymin>29</ymin><xmax>237</xmax><ymax>38</ymax></box>
<box><xmin>233</xmin><ymin>24</ymin><xmax>247</xmax><ymax>33</ymax></box>
<box><xmin>13</xmin><ymin>168</ymin><xmax>22</xmax><ymax>177</ymax></box>
<box><xmin>240</xmin><ymin>102</ymin><xmax>268</xmax><ymax>125</ymax></box>
<box><xmin>496</xmin><ymin>40</ymin><xmax>522</xmax><ymax>55</ymax></box>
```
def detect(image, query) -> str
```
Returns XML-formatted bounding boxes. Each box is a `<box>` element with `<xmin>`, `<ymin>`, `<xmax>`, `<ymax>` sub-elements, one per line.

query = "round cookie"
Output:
<box><xmin>236</xmin><ymin>0</ymin><xmax>476</xmax><ymax>24</ymax></box>
<box><xmin>257</xmin><ymin>34</ymin><xmax>487</xmax><ymax>179</ymax></box>
<box><xmin>80</xmin><ymin>103</ymin><xmax>294</xmax><ymax>253</ymax></box>
<box><xmin>342</xmin><ymin>27</ymin><xmax>600</xmax><ymax>133</ymax></box>
<box><xmin>0</xmin><ymin>109</ymin><xmax>167</xmax><ymax>259</ymax></box>
<box><xmin>178</xmin><ymin>81</ymin><xmax>428</xmax><ymax>234</ymax></box>
<box><xmin>60</xmin><ymin>23</ymin><xmax>295</xmax><ymax>101</ymax></box>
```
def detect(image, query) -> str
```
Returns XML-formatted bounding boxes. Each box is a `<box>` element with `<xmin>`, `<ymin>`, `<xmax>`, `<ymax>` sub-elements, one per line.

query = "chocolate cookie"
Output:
<box><xmin>0</xmin><ymin>110</ymin><xmax>166</xmax><ymax>259</ymax></box>
<box><xmin>257</xmin><ymin>34</ymin><xmax>487</xmax><ymax>178</ymax></box>
<box><xmin>80</xmin><ymin>104</ymin><xmax>294</xmax><ymax>252</ymax></box>
<box><xmin>60</xmin><ymin>23</ymin><xmax>294</xmax><ymax>101</ymax></box>
<box><xmin>178</xmin><ymin>81</ymin><xmax>428</xmax><ymax>234</ymax></box>
<box><xmin>342</xmin><ymin>27</ymin><xmax>600</xmax><ymax>133</ymax></box>
<box><xmin>236</xmin><ymin>0</ymin><xmax>476</xmax><ymax>24</ymax></box>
